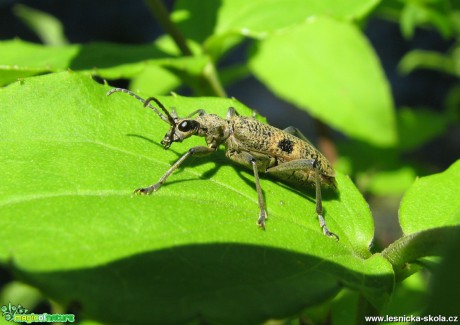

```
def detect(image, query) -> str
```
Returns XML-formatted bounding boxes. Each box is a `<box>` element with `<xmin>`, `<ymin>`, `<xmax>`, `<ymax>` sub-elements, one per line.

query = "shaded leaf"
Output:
<box><xmin>399</xmin><ymin>50</ymin><xmax>457</xmax><ymax>76</ymax></box>
<box><xmin>0</xmin><ymin>39</ymin><xmax>208</xmax><ymax>87</ymax></box>
<box><xmin>397</xmin><ymin>107</ymin><xmax>448</xmax><ymax>151</ymax></box>
<box><xmin>13</xmin><ymin>4</ymin><xmax>68</xmax><ymax>45</ymax></box>
<box><xmin>380</xmin><ymin>272</ymin><xmax>427</xmax><ymax>317</ymax></box>
<box><xmin>424</xmin><ymin>227</ymin><xmax>460</xmax><ymax>316</ymax></box>
<box><xmin>364</xmin><ymin>166</ymin><xmax>417</xmax><ymax>195</ymax></box>
<box><xmin>331</xmin><ymin>290</ymin><xmax>360</xmax><ymax>325</ymax></box>
<box><xmin>400</xmin><ymin>1</ymin><xmax>453</xmax><ymax>39</ymax></box>
<box><xmin>0</xmin><ymin>282</ymin><xmax>42</xmax><ymax>315</ymax></box>
<box><xmin>381</xmin><ymin>161</ymin><xmax>459</xmax><ymax>273</ymax></box>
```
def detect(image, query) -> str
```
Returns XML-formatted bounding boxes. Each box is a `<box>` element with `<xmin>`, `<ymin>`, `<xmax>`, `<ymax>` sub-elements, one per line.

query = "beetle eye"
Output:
<box><xmin>178</xmin><ymin>120</ymin><xmax>197</xmax><ymax>132</ymax></box>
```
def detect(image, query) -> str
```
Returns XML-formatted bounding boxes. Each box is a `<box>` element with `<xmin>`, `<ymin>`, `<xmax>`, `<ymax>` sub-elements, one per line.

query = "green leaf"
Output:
<box><xmin>363</xmin><ymin>166</ymin><xmax>417</xmax><ymax>195</ymax></box>
<box><xmin>0</xmin><ymin>282</ymin><xmax>43</xmax><ymax>314</ymax></box>
<box><xmin>213</xmin><ymin>0</ymin><xmax>379</xmax><ymax>35</ymax></box>
<box><xmin>380</xmin><ymin>159</ymin><xmax>459</xmax><ymax>281</ymax></box>
<box><xmin>173</xmin><ymin>0</ymin><xmax>378</xmax><ymax>42</ymax></box>
<box><xmin>381</xmin><ymin>226</ymin><xmax>459</xmax><ymax>281</ymax></box>
<box><xmin>0</xmin><ymin>72</ymin><xmax>393</xmax><ymax>324</ymax></box>
<box><xmin>174</xmin><ymin>0</ymin><xmax>380</xmax><ymax>59</ymax></box>
<box><xmin>331</xmin><ymin>290</ymin><xmax>360</xmax><ymax>325</ymax></box>
<box><xmin>173</xmin><ymin>0</ymin><xmax>223</xmax><ymax>44</ymax></box>
<box><xmin>0</xmin><ymin>39</ymin><xmax>78</xmax><ymax>85</ymax></box>
<box><xmin>399</xmin><ymin>49</ymin><xmax>458</xmax><ymax>77</ymax></box>
<box><xmin>13</xmin><ymin>4</ymin><xmax>68</xmax><ymax>46</ymax></box>
<box><xmin>397</xmin><ymin>107</ymin><xmax>448</xmax><ymax>151</ymax></box>
<box><xmin>424</xmin><ymin>227</ymin><xmax>460</xmax><ymax>316</ymax></box>
<box><xmin>399</xmin><ymin>160</ymin><xmax>460</xmax><ymax>234</ymax></box>
<box><xmin>381</xmin><ymin>272</ymin><xmax>427</xmax><ymax>317</ymax></box>
<box><xmin>249</xmin><ymin>17</ymin><xmax>397</xmax><ymax>147</ymax></box>
<box><xmin>0</xmin><ymin>39</ymin><xmax>209</xmax><ymax>87</ymax></box>
<box><xmin>129</xmin><ymin>65</ymin><xmax>181</xmax><ymax>95</ymax></box>
<box><xmin>400</xmin><ymin>1</ymin><xmax>453</xmax><ymax>39</ymax></box>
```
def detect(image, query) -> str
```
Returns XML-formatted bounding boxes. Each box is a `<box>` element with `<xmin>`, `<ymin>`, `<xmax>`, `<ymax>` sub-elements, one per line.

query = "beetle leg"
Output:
<box><xmin>135</xmin><ymin>146</ymin><xmax>216</xmax><ymax>195</ymax></box>
<box><xmin>266</xmin><ymin>159</ymin><xmax>339</xmax><ymax>240</ymax></box>
<box><xmin>184</xmin><ymin>109</ymin><xmax>207</xmax><ymax>118</ymax></box>
<box><xmin>227</xmin><ymin>150</ymin><xmax>268</xmax><ymax>229</ymax></box>
<box><xmin>314</xmin><ymin>166</ymin><xmax>339</xmax><ymax>240</ymax></box>
<box><xmin>226</xmin><ymin>107</ymin><xmax>240</xmax><ymax>119</ymax></box>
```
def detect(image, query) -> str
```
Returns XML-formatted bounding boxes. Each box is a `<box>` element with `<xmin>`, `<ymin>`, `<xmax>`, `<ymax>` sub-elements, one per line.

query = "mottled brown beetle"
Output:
<box><xmin>107</xmin><ymin>88</ymin><xmax>339</xmax><ymax>239</ymax></box>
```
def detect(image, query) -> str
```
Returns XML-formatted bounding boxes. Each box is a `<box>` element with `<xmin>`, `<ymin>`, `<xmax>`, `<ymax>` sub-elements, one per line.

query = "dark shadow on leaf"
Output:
<box><xmin>125</xmin><ymin>133</ymin><xmax>340</xmax><ymax>224</ymax></box>
<box><xmin>166</xmin><ymin>147</ymin><xmax>232</xmax><ymax>179</ymax></box>
<box><xmin>13</xmin><ymin>243</ymin><xmax>392</xmax><ymax>325</ymax></box>
<box><xmin>233</xmin><ymin>164</ymin><xmax>340</xmax><ymax>207</ymax></box>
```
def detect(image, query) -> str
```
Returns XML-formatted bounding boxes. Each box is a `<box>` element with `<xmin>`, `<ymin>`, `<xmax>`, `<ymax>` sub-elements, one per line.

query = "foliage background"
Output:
<box><xmin>0</xmin><ymin>0</ymin><xmax>459</xmax><ymax>324</ymax></box>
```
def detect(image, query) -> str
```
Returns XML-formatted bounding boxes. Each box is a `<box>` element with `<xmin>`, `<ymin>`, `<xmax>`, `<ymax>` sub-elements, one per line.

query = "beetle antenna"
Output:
<box><xmin>144</xmin><ymin>97</ymin><xmax>177</xmax><ymax>147</ymax></box>
<box><xmin>106</xmin><ymin>88</ymin><xmax>170</xmax><ymax>123</ymax></box>
<box><xmin>144</xmin><ymin>97</ymin><xmax>176</xmax><ymax>126</ymax></box>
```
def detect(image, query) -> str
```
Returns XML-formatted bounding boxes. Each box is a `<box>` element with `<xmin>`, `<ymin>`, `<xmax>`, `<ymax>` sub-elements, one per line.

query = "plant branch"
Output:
<box><xmin>144</xmin><ymin>0</ymin><xmax>227</xmax><ymax>97</ymax></box>
<box><xmin>203</xmin><ymin>61</ymin><xmax>227</xmax><ymax>97</ymax></box>
<box><xmin>381</xmin><ymin>226</ymin><xmax>460</xmax><ymax>281</ymax></box>
<box><xmin>144</xmin><ymin>0</ymin><xmax>191</xmax><ymax>56</ymax></box>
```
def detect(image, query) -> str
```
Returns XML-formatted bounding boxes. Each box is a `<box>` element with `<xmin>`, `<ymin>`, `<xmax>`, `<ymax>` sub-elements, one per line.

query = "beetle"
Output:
<box><xmin>107</xmin><ymin>88</ymin><xmax>339</xmax><ymax>239</ymax></box>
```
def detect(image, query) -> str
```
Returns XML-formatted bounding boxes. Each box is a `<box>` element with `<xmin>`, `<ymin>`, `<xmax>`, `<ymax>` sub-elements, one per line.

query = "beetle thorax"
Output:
<box><xmin>195</xmin><ymin>114</ymin><xmax>230</xmax><ymax>147</ymax></box>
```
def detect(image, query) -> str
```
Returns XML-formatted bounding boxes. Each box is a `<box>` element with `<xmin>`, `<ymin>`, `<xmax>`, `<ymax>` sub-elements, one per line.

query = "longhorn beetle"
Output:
<box><xmin>107</xmin><ymin>88</ymin><xmax>339</xmax><ymax>240</ymax></box>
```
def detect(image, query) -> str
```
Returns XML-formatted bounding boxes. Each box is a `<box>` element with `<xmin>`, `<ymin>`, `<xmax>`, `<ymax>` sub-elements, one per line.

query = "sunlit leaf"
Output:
<box><xmin>249</xmin><ymin>17</ymin><xmax>397</xmax><ymax>146</ymax></box>
<box><xmin>0</xmin><ymin>72</ymin><xmax>393</xmax><ymax>324</ymax></box>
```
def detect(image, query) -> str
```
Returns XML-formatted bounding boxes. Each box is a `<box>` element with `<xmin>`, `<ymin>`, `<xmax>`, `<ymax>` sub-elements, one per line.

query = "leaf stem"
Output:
<box><xmin>144</xmin><ymin>0</ymin><xmax>227</xmax><ymax>97</ymax></box>
<box><xmin>381</xmin><ymin>226</ymin><xmax>460</xmax><ymax>281</ymax></box>
<box><xmin>144</xmin><ymin>0</ymin><xmax>191</xmax><ymax>56</ymax></box>
<box><xmin>203</xmin><ymin>61</ymin><xmax>227</xmax><ymax>97</ymax></box>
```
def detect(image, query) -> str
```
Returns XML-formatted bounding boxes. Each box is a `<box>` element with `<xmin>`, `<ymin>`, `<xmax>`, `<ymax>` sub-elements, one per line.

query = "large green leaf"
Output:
<box><xmin>399</xmin><ymin>160</ymin><xmax>460</xmax><ymax>234</ymax></box>
<box><xmin>0</xmin><ymin>39</ymin><xmax>208</xmax><ymax>89</ymax></box>
<box><xmin>174</xmin><ymin>0</ymin><xmax>380</xmax><ymax>59</ymax></box>
<box><xmin>0</xmin><ymin>72</ymin><xmax>393</xmax><ymax>324</ymax></box>
<box><xmin>381</xmin><ymin>161</ymin><xmax>460</xmax><ymax>281</ymax></box>
<box><xmin>176</xmin><ymin>0</ymin><xmax>380</xmax><ymax>39</ymax></box>
<box><xmin>249</xmin><ymin>16</ymin><xmax>397</xmax><ymax>147</ymax></box>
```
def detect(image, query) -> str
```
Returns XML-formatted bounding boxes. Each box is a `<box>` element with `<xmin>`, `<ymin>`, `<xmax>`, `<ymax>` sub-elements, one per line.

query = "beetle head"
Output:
<box><xmin>106</xmin><ymin>89</ymin><xmax>201</xmax><ymax>150</ymax></box>
<box><xmin>160</xmin><ymin>118</ymin><xmax>200</xmax><ymax>149</ymax></box>
<box><xmin>143</xmin><ymin>97</ymin><xmax>200</xmax><ymax>149</ymax></box>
